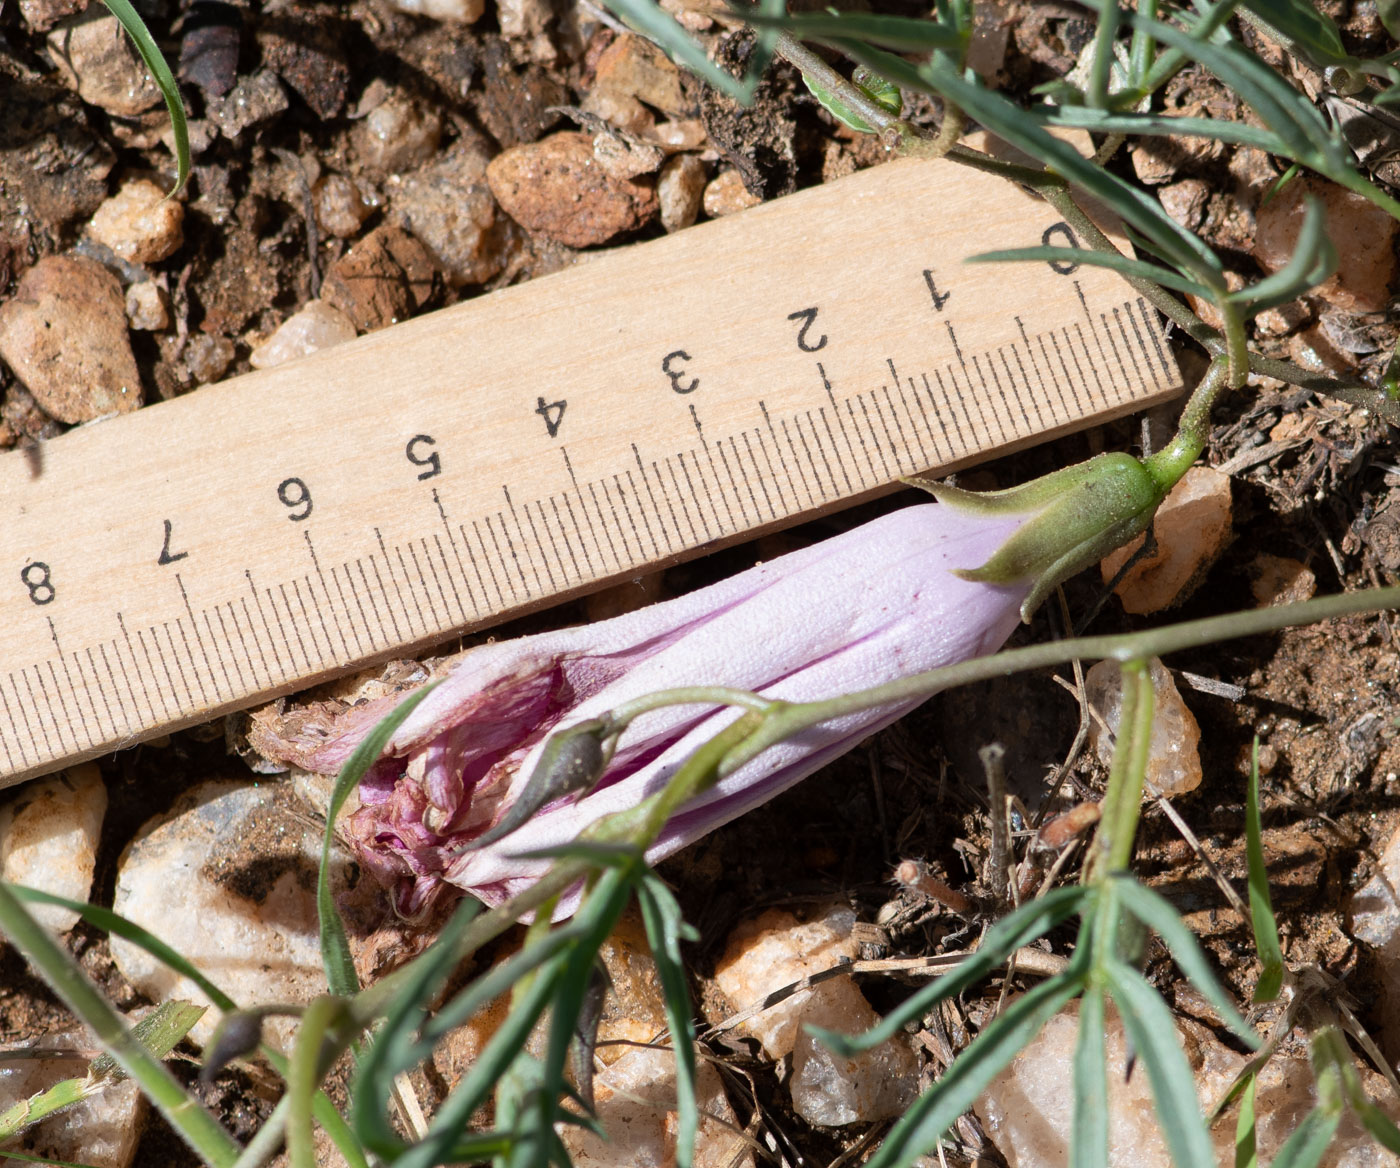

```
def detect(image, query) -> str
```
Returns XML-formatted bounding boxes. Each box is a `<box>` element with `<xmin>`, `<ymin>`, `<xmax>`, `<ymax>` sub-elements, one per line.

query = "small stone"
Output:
<box><xmin>355</xmin><ymin>93</ymin><xmax>444</xmax><ymax>175</ymax></box>
<box><xmin>19</xmin><ymin>0</ymin><xmax>83</xmax><ymax>33</ymax></box>
<box><xmin>1255</xmin><ymin>300</ymin><xmax>1311</xmax><ymax>337</ymax></box>
<box><xmin>206</xmin><ymin>70</ymin><xmax>288</xmax><ymax>140</ymax></box>
<box><xmin>0</xmin><ymin>765</ymin><xmax>106</xmax><ymax>934</ymax></box>
<box><xmin>714</xmin><ymin>905</ymin><xmax>920</xmax><ymax>1126</ymax></box>
<box><xmin>87</xmin><ymin>178</ymin><xmax>185</xmax><ymax>264</ymax></box>
<box><xmin>562</xmin><ymin>1048</ymin><xmax>755</xmax><ymax>1168</ymax></box>
<box><xmin>322</xmin><ymin>225</ymin><xmax>436</xmax><ymax>331</ymax></box>
<box><xmin>183</xmin><ymin>333</ymin><xmax>235</xmax><ymax>385</ymax></box>
<box><xmin>1085</xmin><ymin>657</ymin><xmax>1203</xmax><ymax>797</ymax></box>
<box><xmin>392</xmin><ymin>144</ymin><xmax>511</xmax><ymax>287</ymax></box>
<box><xmin>47</xmin><ymin>9</ymin><xmax>163</xmax><ymax>117</ymax></box>
<box><xmin>126</xmin><ymin>281</ymin><xmax>171</xmax><ymax>331</ymax></box>
<box><xmin>1100</xmin><ymin>466</ymin><xmax>1232</xmax><ymax>614</ymax></box>
<box><xmin>591</xmin><ymin>129</ymin><xmax>665</xmax><ymax>181</ymax></box>
<box><xmin>179</xmin><ymin>0</ymin><xmax>242</xmax><ymax>98</ymax></box>
<box><xmin>257</xmin><ymin>16</ymin><xmax>351</xmax><ymax>119</ymax></box>
<box><xmin>109</xmin><ymin>781</ymin><xmax>357</xmax><ymax>1048</ymax></box>
<box><xmin>1254</xmin><ymin>175</ymin><xmax>1398</xmax><ymax>314</ymax></box>
<box><xmin>580</xmin><ymin>86</ymin><xmax>653</xmax><ymax>136</ymax></box>
<box><xmin>592</xmin><ymin>34</ymin><xmax>688</xmax><ymax>117</ymax></box>
<box><xmin>1248</xmin><ymin>553</ymin><xmax>1317</xmax><ymax>607</ymax></box>
<box><xmin>1287</xmin><ymin>323</ymin><xmax>1359</xmax><ymax>376</ymax></box>
<box><xmin>702</xmin><ymin>169</ymin><xmax>762</xmax><ymax>218</ymax></box>
<box><xmin>487</xmin><ymin>131</ymin><xmax>658</xmax><ymax>248</ymax></box>
<box><xmin>658</xmin><ymin>154</ymin><xmax>706</xmax><ymax>233</ymax></box>
<box><xmin>389</xmin><ymin>0</ymin><xmax>485</xmax><ymax>20</ymax></box>
<box><xmin>649</xmin><ymin>118</ymin><xmax>708</xmax><ymax>152</ymax></box>
<box><xmin>977</xmin><ymin>1000</ymin><xmax>1400</xmax><ymax>1166</ymax></box>
<box><xmin>0</xmin><ymin>255</ymin><xmax>143</xmax><ymax>423</ymax></box>
<box><xmin>498</xmin><ymin>0</ymin><xmax>552</xmax><ymax>41</ymax></box>
<box><xmin>0</xmin><ymin>1027</ymin><xmax>143</xmax><ymax>1168</ymax></box>
<box><xmin>1159</xmin><ymin>178</ymin><xmax>1210</xmax><ymax>232</ymax></box>
<box><xmin>314</xmin><ymin>173</ymin><xmax>374</xmax><ymax>239</ymax></box>
<box><xmin>249</xmin><ymin>300</ymin><xmax>356</xmax><ymax>369</ymax></box>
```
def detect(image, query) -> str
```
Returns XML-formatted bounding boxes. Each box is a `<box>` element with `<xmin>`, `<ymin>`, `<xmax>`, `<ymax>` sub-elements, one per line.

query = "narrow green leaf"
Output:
<box><xmin>800</xmin><ymin>70</ymin><xmax>877</xmax><ymax>133</ymax></box>
<box><xmin>1113</xmin><ymin>877</ymin><xmax>1258</xmax><ymax>1046</ymax></box>
<box><xmin>318</xmin><ymin>681</ymin><xmax>440</xmax><ymax>998</ymax></box>
<box><xmin>747</xmin><ymin>11</ymin><xmax>964</xmax><ymax>51</ymax></box>
<box><xmin>1235</xmin><ymin>1072</ymin><xmax>1258</xmax><ymax>1168</ymax></box>
<box><xmin>99</xmin><ymin>0</ymin><xmax>189</xmax><ymax>194</ymax></box>
<box><xmin>1243</xmin><ymin>739</ymin><xmax>1286</xmax><ymax>1003</ymax></box>
<box><xmin>1071</xmin><ymin>986</ymin><xmax>1109</xmax><ymax>1168</ymax></box>
<box><xmin>1239</xmin><ymin>0</ymin><xmax>1349</xmax><ymax>67</ymax></box>
<box><xmin>638</xmin><ymin>873</ymin><xmax>701</xmax><ymax>1168</ymax></box>
<box><xmin>969</xmin><ymin>246</ymin><xmax>1217</xmax><ymax>299</ymax></box>
<box><xmin>1105</xmin><ymin>960</ymin><xmax>1216</xmax><ymax>1168</ymax></box>
<box><xmin>1041</xmin><ymin>105</ymin><xmax>1291</xmax><ymax>153</ymax></box>
<box><xmin>813</xmin><ymin>885</ymin><xmax>1088</xmax><ymax>1055</ymax></box>
<box><xmin>865</xmin><ymin>972</ymin><xmax>1085</xmax><ymax>1168</ymax></box>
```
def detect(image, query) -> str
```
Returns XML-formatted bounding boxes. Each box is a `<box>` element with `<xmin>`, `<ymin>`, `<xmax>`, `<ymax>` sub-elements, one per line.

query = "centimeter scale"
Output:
<box><xmin>0</xmin><ymin>154</ymin><xmax>1183</xmax><ymax>788</ymax></box>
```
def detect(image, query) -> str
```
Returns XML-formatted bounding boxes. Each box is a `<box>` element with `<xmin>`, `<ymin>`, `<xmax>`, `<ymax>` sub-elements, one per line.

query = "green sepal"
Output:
<box><xmin>912</xmin><ymin>453</ymin><xmax>1166</xmax><ymax>621</ymax></box>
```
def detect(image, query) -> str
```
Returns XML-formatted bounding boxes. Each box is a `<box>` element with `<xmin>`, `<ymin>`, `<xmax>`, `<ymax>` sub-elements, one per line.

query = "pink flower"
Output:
<box><xmin>255</xmin><ymin>502</ymin><xmax>1033</xmax><ymax>917</ymax></box>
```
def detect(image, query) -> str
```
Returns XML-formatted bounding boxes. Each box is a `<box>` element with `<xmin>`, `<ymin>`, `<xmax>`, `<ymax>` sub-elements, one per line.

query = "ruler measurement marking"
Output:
<box><xmin>616</xmin><ymin>472</ymin><xmax>656</xmax><ymax>561</ymax></box>
<box><xmin>651</xmin><ymin>461</ymin><xmax>689</xmax><ymax>549</ymax></box>
<box><xmin>857</xmin><ymin>394</ymin><xmax>895</xmax><ymax>479</ymax></box>
<box><xmin>1043</xmin><ymin>330</ymin><xmax>1085</xmax><ymax>415</ymax></box>
<box><xmin>283</xmin><ymin>580</ymin><xmax>325</xmax><ymax>669</ymax></box>
<box><xmin>327</xmin><ymin>564</ymin><xmax>369</xmax><ymax>658</ymax></box>
<box><xmin>661</xmin><ymin>457</ymin><xmax>702</xmax><ymax>543</ymax></box>
<box><xmin>1025</xmin><ymin>321</ymin><xmax>1072</xmax><ymax>420</ymax></box>
<box><xmin>83</xmin><ymin>646</ymin><xmax>120</xmax><ymax>740</ymax></box>
<box><xmin>742</xmin><ymin>431</ymin><xmax>778</xmax><ymax>518</ymax></box>
<box><xmin>373</xmin><ymin>529</ymin><xmax>416</xmax><ymax>626</ymax></box>
<box><xmin>811</xmin><ymin>409</ymin><xmax>847</xmax><ymax>498</ymax></box>
<box><xmin>11</xmin><ymin>672</ymin><xmax>45</xmax><ymax>763</ymax></box>
<box><xmin>405</xmin><ymin>542</ymin><xmax>445</xmax><ymax>629</ymax></box>
<box><xmin>1061</xmin><ymin>327</ymin><xmax>1097</xmax><ymax>410</ymax></box>
<box><xmin>751</xmin><ymin>422</ymin><xmax>793</xmax><ymax>512</ymax></box>
<box><xmin>546</xmin><ymin>497</ymin><xmax>585</xmax><ymax>580</ymax></box>
<box><xmin>886</xmin><ymin>362</ymin><xmax>930</xmax><ymax>468</ymax></box>
<box><xmin>758</xmin><ymin>405</ymin><xmax>801</xmax><ymax>508</ymax></box>
<box><xmin>136</xmin><ymin>625</ymin><xmax>177</xmax><ymax>720</ymax></box>
<box><xmin>359</xmin><ymin>557</ymin><xmax>403</xmax><ymax>645</ymax></box>
<box><xmin>874</xmin><ymin>387</ymin><xmax>912</xmax><ymax>475</ymax></box>
<box><xmin>1075</xmin><ymin>309</ymin><xmax>1113</xmax><ymax>408</ymax></box>
<box><xmin>932</xmin><ymin>368</ymin><xmax>971</xmax><ymax>452</ymax></box>
<box><xmin>502</xmin><ymin>488</ymin><xmax>545</xmax><ymax>596</ymax></box>
<box><xmin>970</xmin><ymin>353</ymin><xmax>1013</xmax><ymax>443</ymax></box>
<box><xmin>0</xmin><ymin>680</ymin><xmax>25</xmax><ymax>769</ymax></box>
<box><xmin>272</xmin><ymin>584</ymin><xmax>312</xmax><ymax>672</ymax></box>
<box><xmin>674</xmin><ymin>453</ymin><xmax>715</xmax><ymax>541</ymax></box>
<box><xmin>713</xmin><ymin>439</ymin><xmax>753</xmax><ymax>529</ymax></box>
<box><xmin>467</xmin><ymin>521</ymin><xmax>505</xmax><ymax>610</ymax></box>
<box><xmin>521</xmin><ymin>505</ymin><xmax>561</xmax><ymax>593</ymax></box>
<box><xmin>45</xmin><ymin>652</ymin><xmax>87</xmax><ymax>751</ymax></box>
<box><xmin>819</xmin><ymin>363</ymin><xmax>863</xmax><ymax>478</ymax></box>
<box><xmin>41</xmin><ymin>661</ymin><xmax>80</xmax><ymax>754</ymax></box>
<box><xmin>690</xmin><ymin>407</ymin><xmax>739</xmax><ymax>532</ymax></box>
<box><xmin>482</xmin><ymin>517</ymin><xmax>521</xmax><ymax>604</ymax></box>
<box><xmin>793</xmin><ymin>414</ymin><xmax>832</xmax><ymax>502</ymax></box>
<box><xmin>632</xmin><ymin>450</ymin><xmax>676</xmax><ymax>554</ymax></box>
<box><xmin>1112</xmin><ymin>307</ymin><xmax>1147</xmax><ymax>388</ymax></box>
<box><xmin>1136</xmin><ymin>297</ymin><xmax>1172</xmax><ymax>378</ymax></box>
<box><xmin>390</xmin><ymin>542</ymin><xmax>431</xmax><ymax>632</ymax></box>
<box><xmin>19</xmin><ymin>670</ymin><xmax>57</xmax><ymax>757</ymax></box>
<box><xmin>175</xmin><ymin>574</ymin><xmax>223</xmax><ymax>703</ymax></box>
<box><xmin>431</xmin><ymin>532</ymin><xmax>469</xmax><ymax>623</ymax></box>
<box><xmin>835</xmin><ymin>400</ymin><xmax>873</xmax><ymax>490</ymax></box>
<box><xmin>558</xmin><ymin>497</ymin><xmax>598</xmax><ymax>576</ymax></box>
<box><xmin>117</xmin><ymin>615</ymin><xmax>158</xmax><ymax>718</ymax></box>
<box><xmin>353</xmin><ymin>559</ymin><xmax>395</xmax><ymax>646</ymax></box>
<box><xmin>243</xmin><ymin>573</ymin><xmax>286</xmax><ymax>675</ymax></box>
<box><xmin>585</xmin><ymin>482</ymin><xmax>626</xmax><ymax>569</ymax></box>
<box><xmin>917</xmin><ymin>372</ymin><xmax>957</xmax><ymax>459</ymax></box>
<box><xmin>1125</xmin><ymin>300</ymin><xmax>1161</xmax><ymax>381</ymax></box>
<box><xmin>433</xmin><ymin>492</ymin><xmax>479</xmax><ymax>618</ymax></box>
<box><xmin>209</xmin><ymin>604</ymin><xmax>247</xmax><ymax>694</ymax></box>
<box><xmin>1099</xmin><ymin>312</ymin><xmax>1133</xmax><ymax>390</ymax></box>
<box><xmin>94</xmin><ymin>642</ymin><xmax>132</xmax><ymax>732</ymax></box>
<box><xmin>567</xmin><ymin>478</ymin><xmax>609</xmax><ymax>572</ymax></box>
<box><xmin>1002</xmin><ymin>342</ymin><xmax>1045</xmax><ymax>430</ymax></box>
<box><xmin>305</xmin><ymin>535</ymin><xmax>354</xmax><ymax>660</ymax></box>
<box><xmin>776</xmin><ymin>417</ymin><xmax>816</xmax><ymax>506</ymax></box>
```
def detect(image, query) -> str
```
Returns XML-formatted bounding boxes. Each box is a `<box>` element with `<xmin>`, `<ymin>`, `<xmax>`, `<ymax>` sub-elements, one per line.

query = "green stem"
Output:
<box><xmin>0</xmin><ymin>883</ymin><xmax>242</xmax><ymax>1168</ymax></box>
<box><xmin>1142</xmin><ymin>354</ymin><xmax>1229</xmax><ymax>491</ymax></box>
<box><xmin>607</xmin><ymin>687</ymin><xmax>776</xmax><ymax>726</ymax></box>
<box><xmin>1097</xmin><ymin>660</ymin><xmax>1155</xmax><ymax>875</ymax></box>
<box><xmin>716</xmin><ymin>585</ymin><xmax>1400</xmax><ymax>777</ymax></box>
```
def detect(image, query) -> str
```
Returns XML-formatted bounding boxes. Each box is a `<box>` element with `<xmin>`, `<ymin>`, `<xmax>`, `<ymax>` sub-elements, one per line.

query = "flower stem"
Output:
<box><xmin>1142</xmin><ymin>354</ymin><xmax>1229</xmax><ymax>492</ymax></box>
<box><xmin>1092</xmin><ymin>660</ymin><xmax>1154</xmax><ymax>879</ymax></box>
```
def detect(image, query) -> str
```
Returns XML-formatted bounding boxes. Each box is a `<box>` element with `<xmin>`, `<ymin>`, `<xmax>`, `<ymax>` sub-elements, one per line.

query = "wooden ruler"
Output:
<box><xmin>0</xmin><ymin>155</ymin><xmax>1181</xmax><ymax>788</ymax></box>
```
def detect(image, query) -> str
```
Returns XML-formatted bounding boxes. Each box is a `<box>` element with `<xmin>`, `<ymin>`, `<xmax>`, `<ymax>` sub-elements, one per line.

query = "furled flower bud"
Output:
<box><xmin>252</xmin><ymin>452</ymin><xmax>1167</xmax><ymax>917</ymax></box>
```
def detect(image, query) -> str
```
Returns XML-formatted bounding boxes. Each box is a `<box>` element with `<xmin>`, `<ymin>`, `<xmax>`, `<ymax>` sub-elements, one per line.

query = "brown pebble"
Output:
<box><xmin>1254</xmin><ymin>175</ymin><xmax>1397</xmax><ymax>313</ymax></box>
<box><xmin>487</xmin><ymin>132</ymin><xmax>658</xmax><ymax>248</ymax></box>
<box><xmin>393</xmin><ymin>143</ymin><xmax>511</xmax><ymax>288</ymax></box>
<box><xmin>1100</xmin><ymin>466</ymin><xmax>1232</xmax><ymax>614</ymax></box>
<box><xmin>0</xmin><ymin>255</ymin><xmax>142</xmax><ymax>423</ymax></box>
<box><xmin>322</xmin><ymin>225</ymin><xmax>436</xmax><ymax>332</ymax></box>
<box><xmin>47</xmin><ymin>9</ymin><xmax>163</xmax><ymax>117</ymax></box>
<box><xmin>1248</xmin><ymin>553</ymin><xmax>1316</xmax><ymax>607</ymax></box>
<box><xmin>314</xmin><ymin>174</ymin><xmax>374</xmax><ymax>239</ymax></box>
<box><xmin>702</xmin><ymin>170</ymin><xmax>761</xmax><ymax>218</ymax></box>
<box><xmin>592</xmin><ymin>34</ymin><xmax>687</xmax><ymax>117</ymax></box>
<box><xmin>1036</xmin><ymin>802</ymin><xmax>1101</xmax><ymax>849</ymax></box>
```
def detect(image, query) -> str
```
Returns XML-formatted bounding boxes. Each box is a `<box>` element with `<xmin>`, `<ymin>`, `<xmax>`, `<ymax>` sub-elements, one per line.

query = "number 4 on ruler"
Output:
<box><xmin>535</xmin><ymin>396</ymin><xmax>566</xmax><ymax>438</ymax></box>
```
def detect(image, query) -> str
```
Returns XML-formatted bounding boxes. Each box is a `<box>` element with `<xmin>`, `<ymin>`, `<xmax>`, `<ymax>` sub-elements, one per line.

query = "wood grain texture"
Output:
<box><xmin>0</xmin><ymin>155</ymin><xmax>1182</xmax><ymax>786</ymax></box>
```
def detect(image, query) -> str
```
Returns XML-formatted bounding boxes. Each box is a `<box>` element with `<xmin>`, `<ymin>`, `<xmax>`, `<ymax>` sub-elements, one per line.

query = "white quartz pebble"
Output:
<box><xmin>1086</xmin><ymin>657</ymin><xmax>1203</xmax><ymax>797</ymax></box>
<box><xmin>714</xmin><ymin>905</ymin><xmax>919</xmax><ymax>1126</ymax></box>
<box><xmin>0</xmin><ymin>764</ymin><xmax>107</xmax><ymax>933</ymax></box>
<box><xmin>110</xmin><ymin>781</ymin><xmax>353</xmax><ymax>1048</ymax></box>
<box><xmin>248</xmin><ymin>300</ymin><xmax>357</xmax><ymax>368</ymax></box>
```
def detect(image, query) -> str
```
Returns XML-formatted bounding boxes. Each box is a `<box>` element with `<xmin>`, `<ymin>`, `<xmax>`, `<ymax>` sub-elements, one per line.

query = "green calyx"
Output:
<box><xmin>913</xmin><ymin>452</ymin><xmax>1167</xmax><ymax>621</ymax></box>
